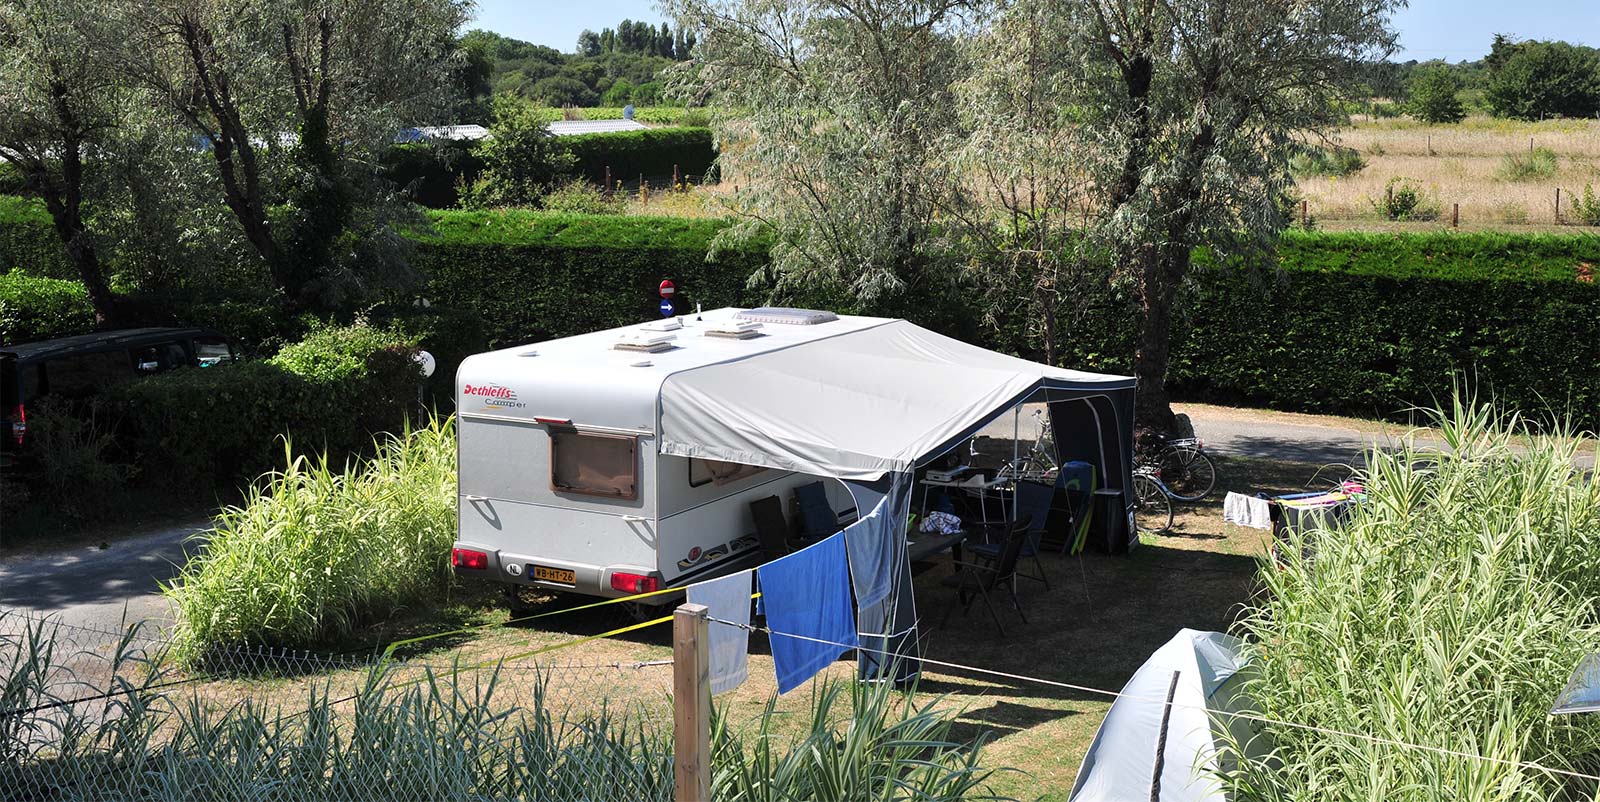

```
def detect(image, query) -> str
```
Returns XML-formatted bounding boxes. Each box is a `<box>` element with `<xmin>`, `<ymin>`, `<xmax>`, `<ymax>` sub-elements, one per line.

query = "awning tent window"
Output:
<box><xmin>1552</xmin><ymin>652</ymin><xmax>1600</xmax><ymax>715</ymax></box>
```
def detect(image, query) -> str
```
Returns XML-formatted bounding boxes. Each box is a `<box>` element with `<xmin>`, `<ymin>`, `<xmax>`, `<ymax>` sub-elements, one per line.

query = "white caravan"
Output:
<box><xmin>451</xmin><ymin>306</ymin><xmax>1138</xmax><ymax>610</ymax></box>
<box><xmin>452</xmin><ymin>308</ymin><xmax>864</xmax><ymax>605</ymax></box>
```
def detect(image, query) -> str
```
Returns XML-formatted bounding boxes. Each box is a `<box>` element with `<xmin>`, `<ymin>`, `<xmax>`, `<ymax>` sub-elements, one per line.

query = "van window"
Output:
<box><xmin>134</xmin><ymin>342</ymin><xmax>188</xmax><ymax>374</ymax></box>
<box><xmin>550</xmin><ymin>430</ymin><xmax>638</xmax><ymax>499</ymax></box>
<box><xmin>689</xmin><ymin>458</ymin><xmax>767</xmax><ymax>488</ymax></box>
<box><xmin>44</xmin><ymin>351</ymin><xmax>134</xmax><ymax>396</ymax></box>
<box><xmin>194</xmin><ymin>338</ymin><xmax>233</xmax><ymax>367</ymax></box>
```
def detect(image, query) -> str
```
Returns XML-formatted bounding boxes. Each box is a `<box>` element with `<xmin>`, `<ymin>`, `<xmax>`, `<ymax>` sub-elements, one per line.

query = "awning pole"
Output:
<box><xmin>1011</xmin><ymin>404</ymin><xmax>1020</xmax><ymax>523</ymax></box>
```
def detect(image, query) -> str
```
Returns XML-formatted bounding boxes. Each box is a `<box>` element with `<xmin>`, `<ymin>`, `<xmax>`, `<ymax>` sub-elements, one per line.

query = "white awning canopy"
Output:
<box><xmin>658</xmin><ymin>319</ymin><xmax>1133</xmax><ymax>481</ymax></box>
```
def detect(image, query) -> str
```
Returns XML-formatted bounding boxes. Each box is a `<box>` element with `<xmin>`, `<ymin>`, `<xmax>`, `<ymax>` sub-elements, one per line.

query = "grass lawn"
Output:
<box><xmin>129</xmin><ymin>454</ymin><xmax>1326</xmax><ymax>801</ymax></box>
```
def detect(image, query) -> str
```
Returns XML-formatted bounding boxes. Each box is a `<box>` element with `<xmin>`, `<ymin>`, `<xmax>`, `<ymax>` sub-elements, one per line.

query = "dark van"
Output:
<box><xmin>1</xmin><ymin>327</ymin><xmax>236</xmax><ymax>451</ymax></box>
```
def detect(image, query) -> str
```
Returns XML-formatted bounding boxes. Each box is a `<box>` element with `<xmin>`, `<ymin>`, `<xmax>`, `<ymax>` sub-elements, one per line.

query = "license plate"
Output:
<box><xmin>532</xmin><ymin>565</ymin><xmax>575</xmax><ymax>584</ymax></box>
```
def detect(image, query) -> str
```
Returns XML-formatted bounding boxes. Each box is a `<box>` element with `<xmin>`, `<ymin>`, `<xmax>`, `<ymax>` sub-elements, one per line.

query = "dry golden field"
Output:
<box><xmin>1298</xmin><ymin>115</ymin><xmax>1600</xmax><ymax>229</ymax></box>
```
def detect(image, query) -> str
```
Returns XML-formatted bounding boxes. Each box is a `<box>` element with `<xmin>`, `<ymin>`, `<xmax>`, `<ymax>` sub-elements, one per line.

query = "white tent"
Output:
<box><xmin>1069</xmin><ymin>629</ymin><xmax>1266</xmax><ymax>802</ymax></box>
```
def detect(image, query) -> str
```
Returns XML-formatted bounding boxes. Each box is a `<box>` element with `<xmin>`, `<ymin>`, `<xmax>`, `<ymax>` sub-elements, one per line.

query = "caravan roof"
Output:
<box><xmin>456</xmin><ymin>308</ymin><xmax>1133</xmax><ymax>481</ymax></box>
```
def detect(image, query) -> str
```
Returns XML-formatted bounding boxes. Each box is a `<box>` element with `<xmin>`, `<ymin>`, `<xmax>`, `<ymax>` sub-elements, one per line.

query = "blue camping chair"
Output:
<box><xmin>969</xmin><ymin>480</ymin><xmax>1053</xmax><ymax>588</ymax></box>
<box><xmin>793</xmin><ymin>481</ymin><xmax>842</xmax><ymax>541</ymax></box>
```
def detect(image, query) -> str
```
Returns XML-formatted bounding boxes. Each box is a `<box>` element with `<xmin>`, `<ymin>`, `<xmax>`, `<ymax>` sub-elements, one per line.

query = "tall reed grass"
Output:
<box><xmin>1226</xmin><ymin>398</ymin><xmax>1600</xmax><ymax>801</ymax></box>
<box><xmin>164</xmin><ymin>416</ymin><xmax>457</xmax><ymax>660</ymax></box>
<box><xmin>3</xmin><ymin>613</ymin><xmax>1004</xmax><ymax>802</ymax></box>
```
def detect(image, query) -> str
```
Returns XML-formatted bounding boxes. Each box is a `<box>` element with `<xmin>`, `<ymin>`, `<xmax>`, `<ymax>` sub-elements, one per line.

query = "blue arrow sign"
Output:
<box><xmin>659</xmin><ymin>299</ymin><xmax>676</xmax><ymax>317</ymax></box>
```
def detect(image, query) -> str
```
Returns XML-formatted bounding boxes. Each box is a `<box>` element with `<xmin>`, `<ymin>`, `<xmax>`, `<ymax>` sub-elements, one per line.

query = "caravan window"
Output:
<box><xmin>688</xmin><ymin>458</ymin><xmax>767</xmax><ymax>488</ymax></box>
<box><xmin>550</xmin><ymin>430</ymin><xmax>638</xmax><ymax>499</ymax></box>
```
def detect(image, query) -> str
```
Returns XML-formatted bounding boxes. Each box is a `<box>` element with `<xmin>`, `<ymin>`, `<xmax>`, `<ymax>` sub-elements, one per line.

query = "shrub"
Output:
<box><xmin>460</xmin><ymin>97</ymin><xmax>577</xmax><ymax>208</ymax></box>
<box><xmin>560</xmin><ymin>127</ymin><xmax>717</xmax><ymax>185</ymax></box>
<box><xmin>1229</xmin><ymin>399</ymin><xmax>1600</xmax><ymax>801</ymax></box>
<box><xmin>1497</xmin><ymin>147</ymin><xmax>1559</xmax><ymax>181</ymax></box>
<box><xmin>540</xmin><ymin>179</ymin><xmax>627</xmax><ymax>215</ymax></box>
<box><xmin>1406</xmin><ymin>65</ymin><xmax>1466</xmax><ymax>124</ymax></box>
<box><xmin>102</xmin><ymin>323</ymin><xmax>421</xmax><ymax>490</ymax></box>
<box><xmin>164</xmin><ymin>416</ymin><xmax>455</xmax><ymax>656</ymax></box>
<box><xmin>1288</xmin><ymin>145</ymin><xmax>1366</xmax><ymax>178</ymax></box>
<box><xmin>24</xmin><ymin>396</ymin><xmax>132</xmax><ymax>514</ymax></box>
<box><xmin>1370</xmin><ymin>176</ymin><xmax>1439</xmax><ymax>220</ymax></box>
<box><xmin>0</xmin><ymin>272</ymin><xmax>94</xmax><ymax>344</ymax></box>
<box><xmin>382</xmin><ymin>141</ymin><xmax>485</xmax><ymax>209</ymax></box>
<box><xmin>0</xmin><ymin>196</ymin><xmax>70</xmax><ymax>279</ymax></box>
<box><xmin>1570</xmin><ymin>184</ymin><xmax>1600</xmax><ymax>226</ymax></box>
<box><xmin>0</xmin><ymin>163</ymin><xmax>25</xmax><ymax>196</ymax></box>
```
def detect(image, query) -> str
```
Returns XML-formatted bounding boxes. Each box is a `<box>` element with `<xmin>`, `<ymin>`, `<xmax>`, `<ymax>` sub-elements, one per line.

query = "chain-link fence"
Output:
<box><xmin>1</xmin><ymin>608</ymin><xmax>677</xmax><ymax>801</ymax></box>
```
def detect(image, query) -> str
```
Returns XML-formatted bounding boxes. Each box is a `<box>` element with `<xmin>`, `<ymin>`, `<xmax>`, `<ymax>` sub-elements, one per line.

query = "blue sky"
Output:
<box><xmin>470</xmin><ymin>0</ymin><xmax>1596</xmax><ymax>63</ymax></box>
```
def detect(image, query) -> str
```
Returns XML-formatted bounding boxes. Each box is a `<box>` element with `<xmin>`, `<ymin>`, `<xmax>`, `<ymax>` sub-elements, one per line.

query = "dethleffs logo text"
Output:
<box><xmin>463</xmin><ymin>383</ymin><xmax>526</xmax><ymax>410</ymax></box>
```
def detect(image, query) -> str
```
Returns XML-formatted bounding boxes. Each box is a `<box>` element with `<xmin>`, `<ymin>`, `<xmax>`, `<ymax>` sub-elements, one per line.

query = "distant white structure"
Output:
<box><xmin>546</xmin><ymin>119</ymin><xmax>649</xmax><ymax>136</ymax></box>
<box><xmin>394</xmin><ymin>124</ymin><xmax>490</xmax><ymax>144</ymax></box>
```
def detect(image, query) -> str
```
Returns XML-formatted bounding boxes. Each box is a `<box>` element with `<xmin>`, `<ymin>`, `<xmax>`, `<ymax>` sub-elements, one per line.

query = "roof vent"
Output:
<box><xmin>614</xmin><ymin>331</ymin><xmax>677</xmax><ymax>353</ymax></box>
<box><xmin>735</xmin><ymin>307</ymin><xmax>838</xmax><ymax>326</ymax></box>
<box><xmin>703</xmin><ymin>320</ymin><xmax>765</xmax><ymax>340</ymax></box>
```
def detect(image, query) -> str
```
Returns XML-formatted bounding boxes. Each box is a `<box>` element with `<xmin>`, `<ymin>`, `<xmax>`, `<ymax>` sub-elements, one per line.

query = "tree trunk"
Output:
<box><xmin>1132</xmin><ymin>243</ymin><xmax>1178</xmax><ymax>449</ymax></box>
<box><xmin>44</xmin><ymin>196</ymin><xmax>117</xmax><ymax>328</ymax></box>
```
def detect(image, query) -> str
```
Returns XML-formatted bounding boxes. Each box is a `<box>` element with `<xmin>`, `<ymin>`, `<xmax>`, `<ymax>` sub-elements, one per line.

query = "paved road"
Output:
<box><xmin>0</xmin><ymin>518</ymin><xmax>206</xmax><ymax>636</ymax></box>
<box><xmin>1178</xmin><ymin>406</ymin><xmax>1388</xmax><ymax>466</ymax></box>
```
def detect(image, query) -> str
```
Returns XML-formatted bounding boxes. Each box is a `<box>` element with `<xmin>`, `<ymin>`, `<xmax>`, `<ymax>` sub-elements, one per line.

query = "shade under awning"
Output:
<box><xmin>657</xmin><ymin>320</ymin><xmax>1133</xmax><ymax>481</ymax></box>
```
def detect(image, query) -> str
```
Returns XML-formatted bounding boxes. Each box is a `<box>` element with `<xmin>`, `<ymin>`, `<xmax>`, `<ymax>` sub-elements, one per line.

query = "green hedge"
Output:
<box><xmin>0</xmin><ymin>195</ymin><xmax>69</xmax><ymax>279</ymax></box>
<box><xmin>382</xmin><ymin>142</ymin><xmax>484</xmax><ymax>209</ymax></box>
<box><xmin>0</xmin><ymin>272</ymin><xmax>95</xmax><ymax>344</ymax></box>
<box><xmin>561</xmin><ymin>127</ymin><xmax>716</xmax><ymax>186</ymax></box>
<box><xmin>415</xmin><ymin>210</ymin><xmax>768</xmax><ymax>348</ymax></box>
<box><xmin>101</xmin><ymin>324</ymin><xmax>422</xmax><ymax>491</ymax></box>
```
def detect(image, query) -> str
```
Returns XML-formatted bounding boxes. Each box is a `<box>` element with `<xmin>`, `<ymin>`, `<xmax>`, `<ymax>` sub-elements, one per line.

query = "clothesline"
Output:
<box><xmin>702</xmin><ymin>615</ymin><xmax>1600</xmax><ymax>786</ymax></box>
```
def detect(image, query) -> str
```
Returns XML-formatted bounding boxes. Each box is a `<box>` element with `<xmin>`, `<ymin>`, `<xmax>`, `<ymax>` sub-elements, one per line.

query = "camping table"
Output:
<box><xmin>919</xmin><ymin>475</ymin><xmax>1011</xmax><ymax>528</ymax></box>
<box><xmin>906</xmin><ymin>530</ymin><xmax>964</xmax><ymax>563</ymax></box>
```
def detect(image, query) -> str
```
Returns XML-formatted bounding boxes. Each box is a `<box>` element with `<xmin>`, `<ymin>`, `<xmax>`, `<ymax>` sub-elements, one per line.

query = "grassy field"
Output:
<box><xmin>1298</xmin><ymin>115</ymin><xmax>1600</xmax><ymax>229</ymax></box>
<box><xmin>69</xmin><ymin>453</ymin><xmax>1324</xmax><ymax>801</ymax></box>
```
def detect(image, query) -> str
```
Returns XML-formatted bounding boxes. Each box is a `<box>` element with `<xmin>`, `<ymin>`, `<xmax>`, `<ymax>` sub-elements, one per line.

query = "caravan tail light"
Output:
<box><xmin>610</xmin><ymin>572</ymin><xmax>658</xmax><ymax>594</ymax></box>
<box><xmin>8</xmin><ymin>405</ymin><xmax>23</xmax><ymax>446</ymax></box>
<box><xmin>452</xmin><ymin>548</ymin><xmax>488</xmax><ymax>570</ymax></box>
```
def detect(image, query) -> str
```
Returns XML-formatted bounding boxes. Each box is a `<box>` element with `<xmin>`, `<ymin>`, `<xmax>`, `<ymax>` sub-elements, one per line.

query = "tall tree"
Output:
<box><xmin>576</xmin><ymin>29</ymin><xmax>602</xmax><ymax>57</ymax></box>
<box><xmin>1408</xmin><ymin>64</ymin><xmax>1465</xmax><ymax>124</ymax></box>
<box><xmin>1484</xmin><ymin>39</ymin><xmax>1600</xmax><ymax>120</ymax></box>
<box><xmin>126</xmin><ymin>0</ymin><xmax>470</xmax><ymax>310</ymax></box>
<box><xmin>1042</xmin><ymin>0</ymin><xmax>1400</xmax><ymax>438</ymax></box>
<box><xmin>663</xmin><ymin>0</ymin><xmax>977</xmax><ymax>305</ymax></box>
<box><xmin>0</xmin><ymin>0</ymin><xmax>128</xmax><ymax>324</ymax></box>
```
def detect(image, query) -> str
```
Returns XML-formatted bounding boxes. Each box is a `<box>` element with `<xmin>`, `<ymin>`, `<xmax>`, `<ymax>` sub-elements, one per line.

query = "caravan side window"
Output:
<box><xmin>550</xmin><ymin>430</ymin><xmax>638</xmax><ymax>499</ymax></box>
<box><xmin>688</xmin><ymin>458</ymin><xmax>767</xmax><ymax>488</ymax></box>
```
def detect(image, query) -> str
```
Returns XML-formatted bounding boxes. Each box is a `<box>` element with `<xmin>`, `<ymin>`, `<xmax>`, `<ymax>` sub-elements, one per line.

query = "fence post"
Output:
<box><xmin>1299</xmin><ymin>199</ymin><xmax>1307</xmax><ymax>228</ymax></box>
<box><xmin>673</xmin><ymin>603</ymin><xmax>711</xmax><ymax>802</ymax></box>
<box><xmin>1451</xmin><ymin>203</ymin><xmax>1459</xmax><ymax>228</ymax></box>
<box><xmin>1386</xmin><ymin>185</ymin><xmax>1393</xmax><ymax>212</ymax></box>
<box><xmin>674</xmin><ymin>164</ymin><xmax>681</xmax><ymax>191</ymax></box>
<box><xmin>1555</xmin><ymin>187</ymin><xmax>1562</xmax><ymax>224</ymax></box>
<box><xmin>604</xmin><ymin>166</ymin><xmax>612</xmax><ymax>197</ymax></box>
<box><xmin>641</xmin><ymin>179</ymin><xmax>650</xmax><ymax>204</ymax></box>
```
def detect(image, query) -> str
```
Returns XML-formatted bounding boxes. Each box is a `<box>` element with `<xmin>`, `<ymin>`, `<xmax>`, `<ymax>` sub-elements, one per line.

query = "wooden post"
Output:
<box><xmin>674</xmin><ymin>163</ymin><xmax>681</xmax><ymax>191</ymax></box>
<box><xmin>1299</xmin><ymin>199</ymin><xmax>1307</xmax><ymax>228</ymax></box>
<box><xmin>673</xmin><ymin>603</ymin><xmax>711</xmax><ymax>802</ymax></box>
<box><xmin>641</xmin><ymin>180</ymin><xmax>650</xmax><ymax>204</ymax></box>
<box><xmin>1555</xmin><ymin>187</ymin><xmax>1562</xmax><ymax>224</ymax></box>
<box><xmin>604</xmin><ymin>165</ymin><xmax>612</xmax><ymax>197</ymax></box>
<box><xmin>1386</xmin><ymin>185</ymin><xmax>1393</xmax><ymax>214</ymax></box>
<box><xmin>1451</xmin><ymin>202</ymin><xmax>1459</xmax><ymax>228</ymax></box>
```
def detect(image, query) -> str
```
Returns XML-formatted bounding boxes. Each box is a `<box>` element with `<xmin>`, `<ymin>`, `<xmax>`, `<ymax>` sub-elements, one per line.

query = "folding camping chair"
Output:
<box><xmin>793</xmin><ymin>481</ymin><xmax>842</xmax><ymax>540</ymax></box>
<box><xmin>751</xmin><ymin>495</ymin><xmax>803</xmax><ymax>558</ymax></box>
<box><xmin>939</xmin><ymin>515</ymin><xmax>1032</xmax><ymax>637</ymax></box>
<box><xmin>968</xmin><ymin>480</ymin><xmax>1053</xmax><ymax>589</ymax></box>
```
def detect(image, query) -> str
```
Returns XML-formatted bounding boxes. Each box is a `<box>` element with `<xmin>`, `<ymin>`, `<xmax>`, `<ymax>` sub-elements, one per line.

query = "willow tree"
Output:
<box><xmin>124</xmin><ymin>0</ymin><xmax>469</xmax><ymax>310</ymax></box>
<box><xmin>0</xmin><ymin>0</ymin><xmax>131</xmax><ymax>325</ymax></box>
<box><xmin>662</xmin><ymin>0</ymin><xmax>978</xmax><ymax>307</ymax></box>
<box><xmin>1043</xmin><ymin>0</ymin><xmax>1401</xmax><ymax>438</ymax></box>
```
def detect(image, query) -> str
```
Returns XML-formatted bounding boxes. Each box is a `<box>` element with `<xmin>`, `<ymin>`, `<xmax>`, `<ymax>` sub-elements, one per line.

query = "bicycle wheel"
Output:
<box><xmin>1159</xmin><ymin>446</ymin><xmax>1217</xmax><ymax>501</ymax></box>
<box><xmin>1132</xmin><ymin>473</ymin><xmax>1174</xmax><ymax>533</ymax></box>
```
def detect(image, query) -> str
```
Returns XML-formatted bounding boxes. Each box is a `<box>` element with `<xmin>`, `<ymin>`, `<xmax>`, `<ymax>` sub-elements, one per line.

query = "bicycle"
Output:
<box><xmin>1139</xmin><ymin>436</ymin><xmax>1217</xmax><ymax>502</ymax></box>
<box><xmin>1131</xmin><ymin>466</ymin><xmax>1174</xmax><ymax>534</ymax></box>
<box><xmin>992</xmin><ymin>409</ymin><xmax>1058</xmax><ymax>483</ymax></box>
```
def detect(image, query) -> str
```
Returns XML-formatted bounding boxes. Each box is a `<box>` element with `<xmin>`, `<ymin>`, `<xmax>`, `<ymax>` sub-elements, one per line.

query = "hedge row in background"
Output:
<box><xmin>415</xmin><ymin>214</ymin><xmax>1600</xmax><ymax>428</ymax></box>
<box><xmin>0</xmin><ymin>272</ymin><xmax>95</xmax><ymax>343</ymax></box>
<box><xmin>561</xmin><ymin>127</ymin><xmax>716</xmax><ymax>186</ymax></box>
<box><xmin>381</xmin><ymin>127</ymin><xmax>716</xmax><ymax>209</ymax></box>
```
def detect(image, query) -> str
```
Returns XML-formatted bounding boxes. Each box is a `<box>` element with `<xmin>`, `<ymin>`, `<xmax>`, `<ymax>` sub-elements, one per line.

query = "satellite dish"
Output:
<box><xmin>623</xmin><ymin>104</ymin><xmax>635</xmax><ymax>120</ymax></box>
<box><xmin>413</xmin><ymin>350</ymin><xmax>437</xmax><ymax>379</ymax></box>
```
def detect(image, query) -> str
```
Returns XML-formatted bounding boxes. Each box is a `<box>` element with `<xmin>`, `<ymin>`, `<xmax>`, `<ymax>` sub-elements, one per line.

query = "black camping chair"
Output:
<box><xmin>939</xmin><ymin>514</ymin><xmax>1032</xmax><ymax>637</ymax></box>
<box><xmin>750</xmin><ymin>495</ymin><xmax>800</xmax><ymax>558</ymax></box>
<box><xmin>793</xmin><ymin>481</ymin><xmax>840</xmax><ymax>540</ymax></box>
<box><xmin>969</xmin><ymin>480</ymin><xmax>1053</xmax><ymax>589</ymax></box>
